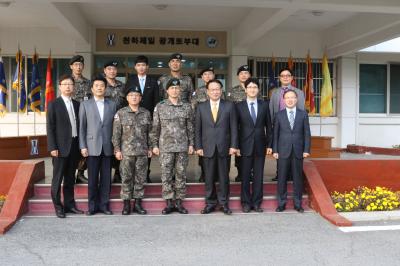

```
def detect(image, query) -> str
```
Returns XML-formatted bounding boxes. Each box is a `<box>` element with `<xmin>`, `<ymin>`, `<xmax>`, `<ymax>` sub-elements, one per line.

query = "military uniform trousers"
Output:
<box><xmin>160</xmin><ymin>152</ymin><xmax>188</xmax><ymax>200</ymax></box>
<box><xmin>120</xmin><ymin>155</ymin><xmax>148</xmax><ymax>200</ymax></box>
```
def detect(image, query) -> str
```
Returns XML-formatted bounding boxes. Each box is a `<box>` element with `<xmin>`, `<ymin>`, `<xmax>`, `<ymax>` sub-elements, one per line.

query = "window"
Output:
<box><xmin>390</xmin><ymin>64</ymin><xmax>400</xmax><ymax>114</ymax></box>
<box><xmin>359</xmin><ymin>64</ymin><xmax>387</xmax><ymax>113</ymax></box>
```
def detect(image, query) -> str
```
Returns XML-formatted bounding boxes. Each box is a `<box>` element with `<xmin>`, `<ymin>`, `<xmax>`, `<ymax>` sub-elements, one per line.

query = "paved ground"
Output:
<box><xmin>1</xmin><ymin>213</ymin><xmax>400</xmax><ymax>266</ymax></box>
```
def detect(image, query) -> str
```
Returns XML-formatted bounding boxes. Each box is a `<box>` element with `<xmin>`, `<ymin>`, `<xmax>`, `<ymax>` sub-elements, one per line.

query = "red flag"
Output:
<box><xmin>303</xmin><ymin>53</ymin><xmax>315</xmax><ymax>114</ymax></box>
<box><xmin>288</xmin><ymin>54</ymin><xmax>297</xmax><ymax>87</ymax></box>
<box><xmin>45</xmin><ymin>52</ymin><xmax>55</xmax><ymax>111</ymax></box>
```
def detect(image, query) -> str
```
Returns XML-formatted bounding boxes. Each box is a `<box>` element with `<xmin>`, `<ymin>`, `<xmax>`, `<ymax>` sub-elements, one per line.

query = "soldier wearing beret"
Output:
<box><xmin>112</xmin><ymin>86</ymin><xmax>152</xmax><ymax>215</ymax></box>
<box><xmin>150</xmin><ymin>78</ymin><xmax>194</xmax><ymax>215</ymax></box>
<box><xmin>191</xmin><ymin>67</ymin><xmax>215</xmax><ymax>182</ymax></box>
<box><xmin>103</xmin><ymin>61</ymin><xmax>127</xmax><ymax>183</ymax></box>
<box><xmin>70</xmin><ymin>55</ymin><xmax>91</xmax><ymax>184</ymax></box>
<box><xmin>158</xmin><ymin>53</ymin><xmax>194</xmax><ymax>103</ymax></box>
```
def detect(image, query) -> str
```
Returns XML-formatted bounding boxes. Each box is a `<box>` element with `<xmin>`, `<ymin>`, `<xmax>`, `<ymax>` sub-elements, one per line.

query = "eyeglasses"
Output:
<box><xmin>280</xmin><ymin>74</ymin><xmax>292</xmax><ymax>78</ymax></box>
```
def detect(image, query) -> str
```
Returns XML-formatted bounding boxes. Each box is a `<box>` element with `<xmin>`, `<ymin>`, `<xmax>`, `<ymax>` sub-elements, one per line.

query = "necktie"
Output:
<box><xmin>279</xmin><ymin>87</ymin><xmax>289</xmax><ymax>111</ymax></box>
<box><xmin>212</xmin><ymin>102</ymin><xmax>218</xmax><ymax>122</ymax></box>
<box><xmin>250</xmin><ymin>102</ymin><xmax>256</xmax><ymax>124</ymax></box>
<box><xmin>140</xmin><ymin>78</ymin><xmax>145</xmax><ymax>93</ymax></box>
<box><xmin>67</xmin><ymin>100</ymin><xmax>77</xmax><ymax>137</ymax></box>
<box><xmin>289</xmin><ymin>110</ymin><xmax>295</xmax><ymax>130</ymax></box>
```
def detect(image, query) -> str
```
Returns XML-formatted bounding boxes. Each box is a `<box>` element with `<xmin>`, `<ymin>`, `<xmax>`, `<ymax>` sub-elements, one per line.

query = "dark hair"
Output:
<box><xmin>283</xmin><ymin>89</ymin><xmax>297</xmax><ymax>98</ymax></box>
<box><xmin>279</xmin><ymin>67</ymin><xmax>293</xmax><ymax>76</ymax></box>
<box><xmin>206</xmin><ymin>79</ymin><xmax>223</xmax><ymax>90</ymax></box>
<box><xmin>135</xmin><ymin>55</ymin><xmax>149</xmax><ymax>65</ymax></box>
<box><xmin>58</xmin><ymin>75</ymin><xmax>75</xmax><ymax>85</ymax></box>
<box><xmin>90</xmin><ymin>75</ymin><xmax>107</xmax><ymax>88</ymax></box>
<box><xmin>244</xmin><ymin>78</ymin><xmax>259</xmax><ymax>88</ymax></box>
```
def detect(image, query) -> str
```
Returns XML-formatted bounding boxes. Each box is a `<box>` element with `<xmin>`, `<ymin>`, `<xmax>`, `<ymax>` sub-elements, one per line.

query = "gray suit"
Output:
<box><xmin>79</xmin><ymin>97</ymin><xmax>116</xmax><ymax>212</ymax></box>
<box><xmin>269</xmin><ymin>86</ymin><xmax>305</xmax><ymax>122</ymax></box>
<box><xmin>79</xmin><ymin>98</ymin><xmax>116</xmax><ymax>156</ymax></box>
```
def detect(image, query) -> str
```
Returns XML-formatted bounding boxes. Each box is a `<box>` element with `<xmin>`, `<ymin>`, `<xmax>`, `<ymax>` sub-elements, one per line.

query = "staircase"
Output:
<box><xmin>26</xmin><ymin>182</ymin><xmax>310</xmax><ymax>216</ymax></box>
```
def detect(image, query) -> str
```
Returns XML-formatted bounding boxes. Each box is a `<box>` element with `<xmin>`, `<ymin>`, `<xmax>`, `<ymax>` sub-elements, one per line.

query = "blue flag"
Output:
<box><xmin>0</xmin><ymin>56</ymin><xmax>7</xmax><ymax>117</ymax></box>
<box><xmin>30</xmin><ymin>53</ymin><xmax>41</xmax><ymax>113</ymax></box>
<box><xmin>12</xmin><ymin>50</ymin><xmax>26</xmax><ymax>113</ymax></box>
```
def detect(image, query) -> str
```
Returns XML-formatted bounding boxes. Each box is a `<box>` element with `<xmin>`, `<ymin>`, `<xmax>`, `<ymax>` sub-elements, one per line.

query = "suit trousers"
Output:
<box><xmin>203</xmin><ymin>148</ymin><xmax>230</xmax><ymax>206</ymax></box>
<box><xmin>87</xmin><ymin>152</ymin><xmax>112</xmax><ymax>212</ymax></box>
<box><xmin>277</xmin><ymin>150</ymin><xmax>304</xmax><ymax>208</ymax></box>
<box><xmin>51</xmin><ymin>138</ymin><xmax>79</xmax><ymax>210</ymax></box>
<box><xmin>240</xmin><ymin>155</ymin><xmax>265</xmax><ymax>208</ymax></box>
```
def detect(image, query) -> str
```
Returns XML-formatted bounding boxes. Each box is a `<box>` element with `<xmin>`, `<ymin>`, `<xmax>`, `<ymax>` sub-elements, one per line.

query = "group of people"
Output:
<box><xmin>46</xmin><ymin>52</ymin><xmax>311</xmax><ymax>218</ymax></box>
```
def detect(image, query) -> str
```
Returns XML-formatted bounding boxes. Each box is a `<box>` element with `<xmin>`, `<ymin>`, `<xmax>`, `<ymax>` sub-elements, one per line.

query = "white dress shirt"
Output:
<box><xmin>61</xmin><ymin>95</ymin><xmax>77</xmax><ymax>137</ymax></box>
<box><xmin>246</xmin><ymin>98</ymin><xmax>258</xmax><ymax>117</ymax></box>
<box><xmin>94</xmin><ymin>96</ymin><xmax>105</xmax><ymax>122</ymax></box>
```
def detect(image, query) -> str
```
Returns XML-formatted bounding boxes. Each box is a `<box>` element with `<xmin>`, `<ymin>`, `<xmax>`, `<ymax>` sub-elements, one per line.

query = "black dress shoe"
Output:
<box><xmin>65</xmin><ymin>207</ymin><xmax>84</xmax><ymax>214</ymax></box>
<box><xmin>221</xmin><ymin>205</ymin><xmax>232</xmax><ymax>215</ymax></box>
<box><xmin>294</xmin><ymin>206</ymin><xmax>304</xmax><ymax>213</ymax></box>
<box><xmin>55</xmin><ymin>209</ymin><xmax>66</xmax><ymax>218</ymax></box>
<box><xmin>275</xmin><ymin>205</ymin><xmax>286</xmax><ymax>212</ymax></box>
<box><xmin>86</xmin><ymin>210</ymin><xmax>96</xmax><ymax>216</ymax></box>
<box><xmin>102</xmin><ymin>210</ymin><xmax>113</xmax><ymax>215</ymax></box>
<box><xmin>254</xmin><ymin>206</ymin><xmax>264</xmax><ymax>213</ymax></box>
<box><xmin>76</xmin><ymin>170</ymin><xmax>88</xmax><ymax>184</ymax></box>
<box><xmin>201</xmin><ymin>205</ymin><xmax>215</xmax><ymax>214</ymax></box>
<box><xmin>272</xmin><ymin>176</ymin><xmax>278</xmax><ymax>182</ymax></box>
<box><xmin>242</xmin><ymin>205</ymin><xmax>251</xmax><ymax>213</ymax></box>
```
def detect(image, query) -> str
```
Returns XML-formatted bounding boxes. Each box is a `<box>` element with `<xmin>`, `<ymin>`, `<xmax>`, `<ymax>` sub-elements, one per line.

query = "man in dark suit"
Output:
<box><xmin>236</xmin><ymin>78</ymin><xmax>273</xmax><ymax>213</ymax></box>
<box><xmin>195</xmin><ymin>79</ymin><xmax>238</xmax><ymax>215</ymax></box>
<box><xmin>272</xmin><ymin>89</ymin><xmax>311</xmax><ymax>213</ymax></box>
<box><xmin>125</xmin><ymin>55</ymin><xmax>160</xmax><ymax>183</ymax></box>
<box><xmin>79</xmin><ymin>76</ymin><xmax>117</xmax><ymax>215</ymax></box>
<box><xmin>47</xmin><ymin>75</ymin><xmax>84</xmax><ymax>218</ymax></box>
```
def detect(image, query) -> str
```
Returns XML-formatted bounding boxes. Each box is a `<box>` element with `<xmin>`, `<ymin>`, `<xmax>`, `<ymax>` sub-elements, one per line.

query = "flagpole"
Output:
<box><xmin>33</xmin><ymin>49</ymin><xmax>36</xmax><ymax>136</ymax></box>
<box><xmin>17</xmin><ymin>45</ymin><xmax>20</xmax><ymax>136</ymax></box>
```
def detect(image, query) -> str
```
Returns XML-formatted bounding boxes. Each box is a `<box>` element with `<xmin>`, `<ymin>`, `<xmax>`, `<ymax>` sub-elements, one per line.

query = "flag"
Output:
<box><xmin>12</xmin><ymin>50</ymin><xmax>26</xmax><ymax>113</ymax></box>
<box><xmin>320</xmin><ymin>54</ymin><xmax>333</xmax><ymax>116</ymax></box>
<box><xmin>45</xmin><ymin>52</ymin><xmax>55</xmax><ymax>111</ymax></box>
<box><xmin>268</xmin><ymin>56</ymin><xmax>277</xmax><ymax>89</ymax></box>
<box><xmin>30</xmin><ymin>52</ymin><xmax>41</xmax><ymax>113</ymax></box>
<box><xmin>287</xmin><ymin>54</ymin><xmax>297</xmax><ymax>87</ymax></box>
<box><xmin>0</xmin><ymin>55</ymin><xmax>7</xmax><ymax>117</ymax></box>
<box><xmin>303</xmin><ymin>53</ymin><xmax>315</xmax><ymax>115</ymax></box>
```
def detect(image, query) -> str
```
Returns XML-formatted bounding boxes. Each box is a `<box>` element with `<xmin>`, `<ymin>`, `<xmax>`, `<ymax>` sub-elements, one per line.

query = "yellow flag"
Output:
<box><xmin>320</xmin><ymin>54</ymin><xmax>333</xmax><ymax>116</ymax></box>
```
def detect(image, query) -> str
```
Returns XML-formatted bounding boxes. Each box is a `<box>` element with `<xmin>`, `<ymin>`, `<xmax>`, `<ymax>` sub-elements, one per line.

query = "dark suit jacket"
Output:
<box><xmin>195</xmin><ymin>99</ymin><xmax>238</xmax><ymax>157</ymax></box>
<box><xmin>236</xmin><ymin>99</ymin><xmax>272</xmax><ymax>157</ymax></box>
<box><xmin>79</xmin><ymin>98</ymin><xmax>116</xmax><ymax>156</ymax></box>
<box><xmin>125</xmin><ymin>74</ymin><xmax>160</xmax><ymax>115</ymax></box>
<box><xmin>47</xmin><ymin>97</ymin><xmax>80</xmax><ymax>157</ymax></box>
<box><xmin>272</xmin><ymin>108</ymin><xmax>311</xmax><ymax>159</ymax></box>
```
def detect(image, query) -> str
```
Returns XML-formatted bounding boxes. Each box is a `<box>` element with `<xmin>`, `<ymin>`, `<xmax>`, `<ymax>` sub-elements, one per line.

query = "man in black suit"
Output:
<box><xmin>195</xmin><ymin>79</ymin><xmax>238</xmax><ymax>215</ymax></box>
<box><xmin>47</xmin><ymin>75</ymin><xmax>84</xmax><ymax>218</ymax></box>
<box><xmin>236</xmin><ymin>78</ymin><xmax>273</xmax><ymax>213</ymax></box>
<box><xmin>272</xmin><ymin>89</ymin><xmax>311</xmax><ymax>213</ymax></box>
<box><xmin>125</xmin><ymin>55</ymin><xmax>160</xmax><ymax>182</ymax></box>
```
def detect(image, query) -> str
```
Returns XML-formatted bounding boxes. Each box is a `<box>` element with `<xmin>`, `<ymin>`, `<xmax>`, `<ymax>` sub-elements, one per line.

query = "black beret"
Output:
<box><xmin>135</xmin><ymin>55</ymin><xmax>149</xmax><ymax>65</ymax></box>
<box><xmin>103</xmin><ymin>61</ymin><xmax>118</xmax><ymax>68</ymax></box>
<box><xmin>69</xmin><ymin>55</ymin><xmax>84</xmax><ymax>65</ymax></box>
<box><xmin>237</xmin><ymin>65</ymin><xmax>251</xmax><ymax>75</ymax></box>
<box><xmin>169</xmin><ymin>53</ymin><xmax>183</xmax><ymax>62</ymax></box>
<box><xmin>126</xmin><ymin>85</ymin><xmax>142</xmax><ymax>96</ymax></box>
<box><xmin>166</xmin><ymin>78</ymin><xmax>180</xmax><ymax>89</ymax></box>
<box><xmin>200</xmin><ymin>67</ymin><xmax>214</xmax><ymax>76</ymax></box>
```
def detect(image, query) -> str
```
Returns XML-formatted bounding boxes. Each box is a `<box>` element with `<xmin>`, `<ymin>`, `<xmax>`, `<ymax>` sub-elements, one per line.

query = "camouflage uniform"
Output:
<box><xmin>112</xmin><ymin>106</ymin><xmax>152</xmax><ymax>200</ymax></box>
<box><xmin>158</xmin><ymin>74</ymin><xmax>194</xmax><ymax>103</ymax></box>
<box><xmin>191</xmin><ymin>85</ymin><xmax>208</xmax><ymax>110</ymax></box>
<box><xmin>150</xmin><ymin>99</ymin><xmax>194</xmax><ymax>200</ymax></box>
<box><xmin>105</xmin><ymin>80</ymin><xmax>127</xmax><ymax>111</ymax></box>
<box><xmin>71</xmin><ymin>76</ymin><xmax>91</xmax><ymax>103</ymax></box>
<box><xmin>225</xmin><ymin>84</ymin><xmax>247</xmax><ymax>103</ymax></box>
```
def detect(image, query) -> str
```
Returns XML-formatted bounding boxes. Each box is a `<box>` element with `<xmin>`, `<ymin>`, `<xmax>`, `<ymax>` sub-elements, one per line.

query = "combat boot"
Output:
<box><xmin>122</xmin><ymin>200</ymin><xmax>131</xmax><ymax>215</ymax></box>
<box><xmin>176</xmin><ymin>199</ymin><xmax>188</xmax><ymax>214</ymax></box>
<box><xmin>134</xmin><ymin>199</ymin><xmax>147</xmax><ymax>215</ymax></box>
<box><xmin>162</xmin><ymin>199</ymin><xmax>174</xmax><ymax>215</ymax></box>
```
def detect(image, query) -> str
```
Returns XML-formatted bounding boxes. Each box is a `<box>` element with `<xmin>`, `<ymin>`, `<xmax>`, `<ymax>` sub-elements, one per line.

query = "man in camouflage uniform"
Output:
<box><xmin>112</xmin><ymin>86</ymin><xmax>152</xmax><ymax>215</ymax></box>
<box><xmin>158</xmin><ymin>53</ymin><xmax>194</xmax><ymax>103</ymax></box>
<box><xmin>104</xmin><ymin>61</ymin><xmax>127</xmax><ymax>183</ymax></box>
<box><xmin>225</xmin><ymin>65</ymin><xmax>252</xmax><ymax>182</ymax></box>
<box><xmin>191</xmin><ymin>67</ymin><xmax>215</xmax><ymax>182</ymax></box>
<box><xmin>70</xmin><ymin>55</ymin><xmax>91</xmax><ymax>184</ymax></box>
<box><xmin>150</xmin><ymin>78</ymin><xmax>194</xmax><ymax>215</ymax></box>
